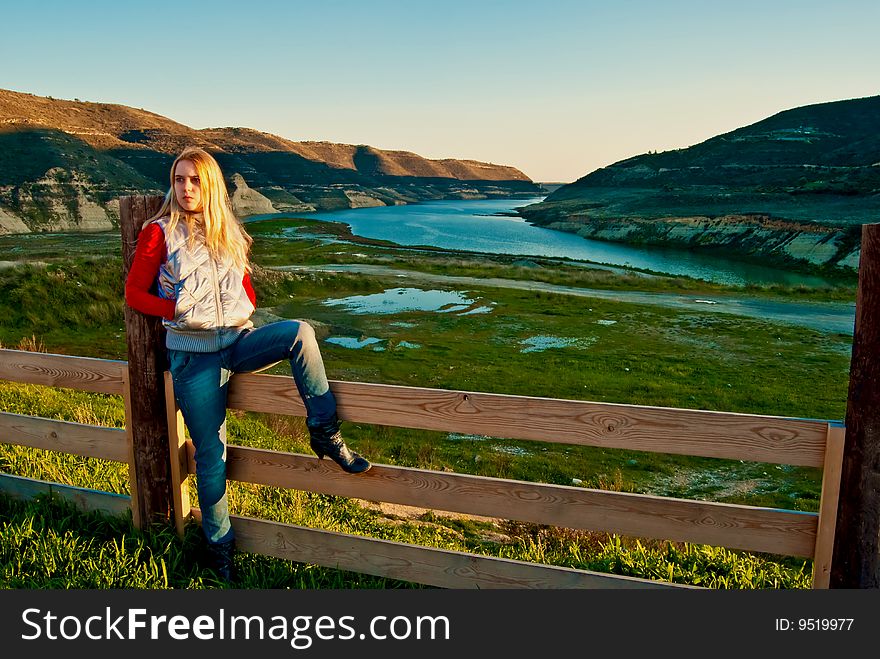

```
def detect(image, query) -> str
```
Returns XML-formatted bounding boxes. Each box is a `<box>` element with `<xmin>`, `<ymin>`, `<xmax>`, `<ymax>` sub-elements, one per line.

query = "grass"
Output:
<box><xmin>0</xmin><ymin>223</ymin><xmax>852</xmax><ymax>589</ymax></box>
<box><xmin>0</xmin><ymin>493</ymin><xmax>809</xmax><ymax>589</ymax></box>
<box><xmin>0</xmin><ymin>494</ymin><xmax>411</xmax><ymax>589</ymax></box>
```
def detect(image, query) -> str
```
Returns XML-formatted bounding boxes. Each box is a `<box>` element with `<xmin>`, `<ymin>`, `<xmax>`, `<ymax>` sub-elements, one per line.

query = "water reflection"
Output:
<box><xmin>325</xmin><ymin>336</ymin><xmax>384</xmax><ymax>349</ymax></box>
<box><xmin>324</xmin><ymin>287</ymin><xmax>485</xmax><ymax>315</ymax></box>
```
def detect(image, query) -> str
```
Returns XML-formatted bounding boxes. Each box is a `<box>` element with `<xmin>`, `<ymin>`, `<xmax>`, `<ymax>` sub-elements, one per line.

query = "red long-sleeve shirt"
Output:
<box><xmin>124</xmin><ymin>222</ymin><xmax>256</xmax><ymax>320</ymax></box>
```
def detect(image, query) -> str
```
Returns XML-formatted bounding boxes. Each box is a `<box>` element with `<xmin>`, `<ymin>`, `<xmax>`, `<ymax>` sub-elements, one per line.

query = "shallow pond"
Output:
<box><xmin>323</xmin><ymin>287</ymin><xmax>490</xmax><ymax>315</ymax></box>
<box><xmin>324</xmin><ymin>336</ymin><xmax>384</xmax><ymax>349</ymax></box>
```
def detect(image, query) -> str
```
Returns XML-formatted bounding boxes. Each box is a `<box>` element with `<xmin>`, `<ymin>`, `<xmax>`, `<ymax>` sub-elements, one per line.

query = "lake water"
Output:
<box><xmin>255</xmin><ymin>197</ymin><xmax>836</xmax><ymax>286</ymax></box>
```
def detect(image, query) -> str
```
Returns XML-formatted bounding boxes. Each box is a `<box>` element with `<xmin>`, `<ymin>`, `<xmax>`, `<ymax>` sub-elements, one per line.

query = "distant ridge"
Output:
<box><xmin>553</xmin><ymin>94</ymin><xmax>880</xmax><ymax>198</ymax></box>
<box><xmin>0</xmin><ymin>88</ymin><xmax>542</xmax><ymax>234</ymax></box>
<box><xmin>518</xmin><ymin>95</ymin><xmax>880</xmax><ymax>273</ymax></box>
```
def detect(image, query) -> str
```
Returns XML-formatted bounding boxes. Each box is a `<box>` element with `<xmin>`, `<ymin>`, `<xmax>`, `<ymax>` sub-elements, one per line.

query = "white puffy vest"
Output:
<box><xmin>154</xmin><ymin>215</ymin><xmax>254</xmax><ymax>352</ymax></box>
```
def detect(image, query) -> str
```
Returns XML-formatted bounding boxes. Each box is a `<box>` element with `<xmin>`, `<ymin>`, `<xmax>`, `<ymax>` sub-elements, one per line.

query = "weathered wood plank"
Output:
<box><xmin>206</xmin><ymin>444</ymin><xmax>819</xmax><ymax>557</ymax></box>
<box><xmin>0</xmin><ymin>473</ymin><xmax>131</xmax><ymax>517</ymax></box>
<box><xmin>812</xmin><ymin>423</ymin><xmax>845</xmax><ymax>588</ymax></box>
<box><xmin>120</xmin><ymin>194</ymin><xmax>174</xmax><ymax>530</ymax></box>
<box><xmin>0</xmin><ymin>350</ymin><xmax>829</xmax><ymax>466</ymax></box>
<box><xmin>0</xmin><ymin>349</ymin><xmax>126</xmax><ymax>394</ymax></box>
<box><xmin>204</xmin><ymin>510</ymin><xmax>697</xmax><ymax>589</ymax></box>
<box><xmin>121</xmin><ymin>370</ymin><xmax>140</xmax><ymax>528</ymax></box>
<box><xmin>226</xmin><ymin>374</ymin><xmax>829</xmax><ymax>467</ymax></box>
<box><xmin>164</xmin><ymin>371</ymin><xmax>191</xmax><ymax>537</ymax></box>
<box><xmin>0</xmin><ymin>411</ymin><xmax>128</xmax><ymax>461</ymax></box>
<box><xmin>832</xmin><ymin>224</ymin><xmax>880</xmax><ymax>588</ymax></box>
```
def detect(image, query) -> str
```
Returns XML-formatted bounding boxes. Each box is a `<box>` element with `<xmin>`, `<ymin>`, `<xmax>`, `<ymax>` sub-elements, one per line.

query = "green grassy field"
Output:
<box><xmin>0</xmin><ymin>219</ymin><xmax>856</xmax><ymax>589</ymax></box>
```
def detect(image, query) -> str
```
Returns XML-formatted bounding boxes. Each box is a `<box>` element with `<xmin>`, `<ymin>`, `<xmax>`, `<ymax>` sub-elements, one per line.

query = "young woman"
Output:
<box><xmin>124</xmin><ymin>146</ymin><xmax>370</xmax><ymax>583</ymax></box>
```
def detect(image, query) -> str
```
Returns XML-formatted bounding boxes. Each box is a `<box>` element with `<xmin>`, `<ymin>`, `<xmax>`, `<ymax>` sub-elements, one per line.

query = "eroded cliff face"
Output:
<box><xmin>228</xmin><ymin>173</ymin><xmax>278</xmax><ymax>216</ymax></box>
<box><xmin>537</xmin><ymin>213</ymin><xmax>860</xmax><ymax>272</ymax></box>
<box><xmin>0</xmin><ymin>203</ymin><xmax>29</xmax><ymax>234</ymax></box>
<box><xmin>0</xmin><ymin>167</ymin><xmax>116</xmax><ymax>234</ymax></box>
<box><xmin>0</xmin><ymin>168</ymin><xmax>298</xmax><ymax>234</ymax></box>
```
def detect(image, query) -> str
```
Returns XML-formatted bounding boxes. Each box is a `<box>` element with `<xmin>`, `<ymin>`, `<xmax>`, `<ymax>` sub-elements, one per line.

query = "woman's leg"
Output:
<box><xmin>228</xmin><ymin>320</ymin><xmax>336</xmax><ymax>426</ymax></box>
<box><xmin>168</xmin><ymin>349</ymin><xmax>235</xmax><ymax>545</ymax></box>
<box><xmin>228</xmin><ymin>320</ymin><xmax>370</xmax><ymax>473</ymax></box>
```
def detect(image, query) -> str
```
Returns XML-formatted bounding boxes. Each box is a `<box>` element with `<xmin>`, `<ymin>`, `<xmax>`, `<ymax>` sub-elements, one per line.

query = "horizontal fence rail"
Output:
<box><xmin>0</xmin><ymin>473</ymin><xmax>131</xmax><ymax>517</ymax></box>
<box><xmin>0</xmin><ymin>348</ymin><xmax>843</xmax><ymax>588</ymax></box>
<box><xmin>227</xmin><ymin>373</ymin><xmax>831</xmax><ymax>467</ymax></box>
<box><xmin>204</xmin><ymin>510</ymin><xmax>697</xmax><ymax>590</ymax></box>
<box><xmin>218</xmin><ymin>445</ymin><xmax>819</xmax><ymax>557</ymax></box>
<box><xmin>0</xmin><ymin>412</ymin><xmax>128</xmax><ymax>462</ymax></box>
<box><xmin>0</xmin><ymin>350</ymin><xmax>126</xmax><ymax>395</ymax></box>
<box><xmin>0</xmin><ymin>350</ymin><xmax>831</xmax><ymax>467</ymax></box>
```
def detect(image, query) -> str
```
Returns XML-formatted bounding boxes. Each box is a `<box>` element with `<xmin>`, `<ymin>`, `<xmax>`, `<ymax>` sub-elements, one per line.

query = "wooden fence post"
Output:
<box><xmin>120</xmin><ymin>194</ymin><xmax>175</xmax><ymax>531</ymax></box>
<box><xmin>831</xmin><ymin>222</ymin><xmax>880</xmax><ymax>588</ymax></box>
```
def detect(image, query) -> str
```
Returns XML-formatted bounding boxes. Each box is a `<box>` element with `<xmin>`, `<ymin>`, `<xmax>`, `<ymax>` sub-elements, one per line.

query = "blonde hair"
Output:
<box><xmin>147</xmin><ymin>146</ymin><xmax>252</xmax><ymax>272</ymax></box>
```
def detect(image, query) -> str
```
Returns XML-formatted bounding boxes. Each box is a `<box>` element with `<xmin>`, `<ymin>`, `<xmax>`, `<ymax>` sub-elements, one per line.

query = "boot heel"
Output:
<box><xmin>309</xmin><ymin>431</ymin><xmax>371</xmax><ymax>474</ymax></box>
<box><xmin>310</xmin><ymin>439</ymin><xmax>326</xmax><ymax>460</ymax></box>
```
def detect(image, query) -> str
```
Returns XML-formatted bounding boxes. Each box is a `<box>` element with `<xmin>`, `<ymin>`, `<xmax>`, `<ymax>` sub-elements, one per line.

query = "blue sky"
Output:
<box><xmin>2</xmin><ymin>0</ymin><xmax>878</xmax><ymax>181</ymax></box>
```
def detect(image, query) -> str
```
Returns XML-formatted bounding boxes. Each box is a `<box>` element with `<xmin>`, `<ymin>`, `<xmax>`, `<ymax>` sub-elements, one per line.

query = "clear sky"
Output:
<box><xmin>2</xmin><ymin>0</ymin><xmax>878</xmax><ymax>182</ymax></box>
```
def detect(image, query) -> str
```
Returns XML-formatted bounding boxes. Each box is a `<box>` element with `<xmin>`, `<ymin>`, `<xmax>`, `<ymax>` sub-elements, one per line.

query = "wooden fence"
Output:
<box><xmin>0</xmin><ymin>347</ymin><xmax>846</xmax><ymax>589</ymax></box>
<box><xmin>1</xmin><ymin>196</ymin><xmax>877</xmax><ymax>588</ymax></box>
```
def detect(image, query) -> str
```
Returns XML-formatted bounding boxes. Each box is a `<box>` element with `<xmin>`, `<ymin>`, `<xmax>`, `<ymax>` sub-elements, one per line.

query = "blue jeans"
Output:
<box><xmin>167</xmin><ymin>320</ymin><xmax>337</xmax><ymax>545</ymax></box>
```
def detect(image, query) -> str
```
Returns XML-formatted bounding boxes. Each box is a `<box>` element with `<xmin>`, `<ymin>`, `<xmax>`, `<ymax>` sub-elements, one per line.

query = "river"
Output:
<box><xmin>252</xmin><ymin>197</ymin><xmax>838</xmax><ymax>287</ymax></box>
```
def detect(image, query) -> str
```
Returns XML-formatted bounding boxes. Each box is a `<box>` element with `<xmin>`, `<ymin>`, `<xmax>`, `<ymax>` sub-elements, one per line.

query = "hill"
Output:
<box><xmin>0</xmin><ymin>89</ymin><xmax>542</xmax><ymax>234</ymax></box>
<box><xmin>519</xmin><ymin>95</ymin><xmax>880</xmax><ymax>273</ymax></box>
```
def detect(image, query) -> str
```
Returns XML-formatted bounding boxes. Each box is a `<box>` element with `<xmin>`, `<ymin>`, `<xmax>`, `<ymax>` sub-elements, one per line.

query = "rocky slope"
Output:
<box><xmin>0</xmin><ymin>89</ymin><xmax>542</xmax><ymax>234</ymax></box>
<box><xmin>519</xmin><ymin>95</ymin><xmax>880</xmax><ymax>274</ymax></box>
<box><xmin>527</xmin><ymin>207</ymin><xmax>861</xmax><ymax>272</ymax></box>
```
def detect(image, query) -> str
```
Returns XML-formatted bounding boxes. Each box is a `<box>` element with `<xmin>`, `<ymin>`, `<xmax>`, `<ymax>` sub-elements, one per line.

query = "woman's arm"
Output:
<box><xmin>124</xmin><ymin>223</ymin><xmax>176</xmax><ymax>320</ymax></box>
<box><xmin>243</xmin><ymin>271</ymin><xmax>256</xmax><ymax>307</ymax></box>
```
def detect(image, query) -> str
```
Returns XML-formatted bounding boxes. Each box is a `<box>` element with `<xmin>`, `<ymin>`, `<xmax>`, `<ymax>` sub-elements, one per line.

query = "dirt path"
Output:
<box><xmin>270</xmin><ymin>263</ymin><xmax>856</xmax><ymax>335</ymax></box>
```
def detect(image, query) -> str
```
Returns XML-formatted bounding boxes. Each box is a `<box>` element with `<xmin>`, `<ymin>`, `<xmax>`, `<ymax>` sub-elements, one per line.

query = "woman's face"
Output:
<box><xmin>174</xmin><ymin>159</ymin><xmax>202</xmax><ymax>212</ymax></box>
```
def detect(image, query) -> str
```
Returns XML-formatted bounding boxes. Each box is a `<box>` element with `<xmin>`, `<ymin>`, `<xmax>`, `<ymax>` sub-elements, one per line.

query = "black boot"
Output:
<box><xmin>308</xmin><ymin>416</ymin><xmax>371</xmax><ymax>474</ymax></box>
<box><xmin>206</xmin><ymin>538</ymin><xmax>236</xmax><ymax>585</ymax></box>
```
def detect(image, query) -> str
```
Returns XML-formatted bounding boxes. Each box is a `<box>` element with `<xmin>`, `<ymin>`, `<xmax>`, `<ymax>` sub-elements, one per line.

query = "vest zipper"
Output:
<box><xmin>210</xmin><ymin>256</ymin><xmax>223</xmax><ymax>327</ymax></box>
